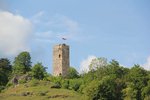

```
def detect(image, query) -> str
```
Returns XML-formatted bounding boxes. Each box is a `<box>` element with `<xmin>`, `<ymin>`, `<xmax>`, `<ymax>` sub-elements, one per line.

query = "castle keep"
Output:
<box><xmin>53</xmin><ymin>44</ymin><xmax>70</xmax><ymax>76</ymax></box>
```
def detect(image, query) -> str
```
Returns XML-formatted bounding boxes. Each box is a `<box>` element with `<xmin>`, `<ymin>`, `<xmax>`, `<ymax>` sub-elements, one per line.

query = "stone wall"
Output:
<box><xmin>53</xmin><ymin>44</ymin><xmax>69</xmax><ymax>76</ymax></box>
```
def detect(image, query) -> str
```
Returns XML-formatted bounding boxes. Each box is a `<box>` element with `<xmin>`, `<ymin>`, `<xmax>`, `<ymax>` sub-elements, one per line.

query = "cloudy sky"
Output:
<box><xmin>0</xmin><ymin>0</ymin><xmax>150</xmax><ymax>73</ymax></box>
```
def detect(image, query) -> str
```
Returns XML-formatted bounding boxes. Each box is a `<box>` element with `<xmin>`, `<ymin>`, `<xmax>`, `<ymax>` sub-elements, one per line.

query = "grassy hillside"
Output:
<box><xmin>0</xmin><ymin>80</ymin><xmax>88</xmax><ymax>100</ymax></box>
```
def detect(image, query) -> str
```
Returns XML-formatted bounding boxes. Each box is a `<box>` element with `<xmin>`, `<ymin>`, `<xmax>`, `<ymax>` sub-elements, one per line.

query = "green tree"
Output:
<box><xmin>122</xmin><ymin>82</ymin><xmax>138</xmax><ymax>100</ymax></box>
<box><xmin>31</xmin><ymin>63</ymin><xmax>46</xmax><ymax>80</ymax></box>
<box><xmin>84</xmin><ymin>76</ymin><xmax>116</xmax><ymax>100</ymax></box>
<box><xmin>0</xmin><ymin>58</ymin><xmax>12</xmax><ymax>86</ymax></box>
<box><xmin>13</xmin><ymin>51</ymin><xmax>31</xmax><ymax>74</ymax></box>
<box><xmin>83</xmin><ymin>80</ymin><xmax>99</xmax><ymax>99</ymax></box>
<box><xmin>89</xmin><ymin>57</ymin><xmax>107</xmax><ymax>71</ymax></box>
<box><xmin>0</xmin><ymin>58</ymin><xmax>12</xmax><ymax>73</ymax></box>
<box><xmin>66</xmin><ymin>67</ymin><xmax>79</xmax><ymax>79</ymax></box>
<box><xmin>126</xmin><ymin>65</ymin><xmax>148</xmax><ymax>100</ymax></box>
<box><xmin>107</xmin><ymin>60</ymin><xmax>127</xmax><ymax>78</ymax></box>
<box><xmin>142</xmin><ymin>80</ymin><xmax>150</xmax><ymax>99</ymax></box>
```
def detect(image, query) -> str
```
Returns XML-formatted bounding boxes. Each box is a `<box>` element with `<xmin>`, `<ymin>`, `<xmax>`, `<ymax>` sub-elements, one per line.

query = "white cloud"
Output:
<box><xmin>31</xmin><ymin>13</ymin><xmax>80</xmax><ymax>42</ymax></box>
<box><xmin>57</xmin><ymin>16</ymin><xmax>79</xmax><ymax>40</ymax></box>
<box><xmin>31</xmin><ymin>11</ymin><xmax>45</xmax><ymax>24</ymax></box>
<box><xmin>79</xmin><ymin>55</ymin><xmax>97</xmax><ymax>73</ymax></box>
<box><xmin>0</xmin><ymin>11</ymin><xmax>32</xmax><ymax>56</ymax></box>
<box><xmin>142</xmin><ymin>56</ymin><xmax>150</xmax><ymax>70</ymax></box>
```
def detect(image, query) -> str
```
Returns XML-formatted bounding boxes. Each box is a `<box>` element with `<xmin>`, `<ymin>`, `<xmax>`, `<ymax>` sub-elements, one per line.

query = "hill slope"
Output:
<box><xmin>0</xmin><ymin>80</ymin><xmax>87</xmax><ymax>100</ymax></box>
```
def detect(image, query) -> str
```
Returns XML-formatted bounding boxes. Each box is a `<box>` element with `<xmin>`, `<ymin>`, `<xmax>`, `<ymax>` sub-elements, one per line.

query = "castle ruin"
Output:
<box><xmin>53</xmin><ymin>44</ymin><xmax>70</xmax><ymax>76</ymax></box>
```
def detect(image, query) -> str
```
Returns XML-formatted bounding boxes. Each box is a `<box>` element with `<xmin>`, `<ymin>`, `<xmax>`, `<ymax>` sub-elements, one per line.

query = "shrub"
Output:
<box><xmin>69</xmin><ymin>79</ymin><xmax>83</xmax><ymax>91</ymax></box>
<box><xmin>19</xmin><ymin>79</ymin><xmax>26</xmax><ymax>84</ymax></box>
<box><xmin>29</xmin><ymin>79</ymin><xmax>39</xmax><ymax>86</ymax></box>
<box><xmin>62</xmin><ymin>80</ymin><xmax>69</xmax><ymax>89</ymax></box>
<box><xmin>31</xmin><ymin>63</ymin><xmax>47</xmax><ymax>80</ymax></box>
<box><xmin>51</xmin><ymin>82</ymin><xmax>61</xmax><ymax>89</ymax></box>
<box><xmin>78</xmin><ymin>84</ymin><xmax>85</xmax><ymax>93</ymax></box>
<box><xmin>0</xmin><ymin>86</ymin><xmax>5</xmax><ymax>92</ymax></box>
<box><xmin>66</xmin><ymin>67</ymin><xmax>79</xmax><ymax>79</ymax></box>
<box><xmin>72</xmin><ymin>83</ymin><xmax>80</xmax><ymax>91</ymax></box>
<box><xmin>6</xmin><ymin>82</ymin><xmax>13</xmax><ymax>87</ymax></box>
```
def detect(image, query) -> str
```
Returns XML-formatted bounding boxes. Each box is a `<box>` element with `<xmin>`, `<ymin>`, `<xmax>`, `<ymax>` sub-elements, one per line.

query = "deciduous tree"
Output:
<box><xmin>13</xmin><ymin>51</ymin><xmax>31</xmax><ymax>74</ymax></box>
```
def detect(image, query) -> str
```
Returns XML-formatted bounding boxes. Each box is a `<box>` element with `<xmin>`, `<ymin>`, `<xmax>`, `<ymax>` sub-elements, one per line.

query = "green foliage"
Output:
<box><xmin>84</xmin><ymin>76</ymin><xmax>117</xmax><ymax>100</ymax></box>
<box><xmin>125</xmin><ymin>65</ymin><xmax>148</xmax><ymax>99</ymax></box>
<box><xmin>142</xmin><ymin>80</ymin><xmax>150</xmax><ymax>99</ymax></box>
<box><xmin>0</xmin><ymin>58</ymin><xmax>12</xmax><ymax>73</ymax></box>
<box><xmin>31</xmin><ymin>62</ymin><xmax>47</xmax><ymax>80</ymax></box>
<box><xmin>13</xmin><ymin>52</ymin><xmax>31</xmax><ymax>74</ymax></box>
<box><xmin>89</xmin><ymin>57</ymin><xmax>107</xmax><ymax>71</ymax></box>
<box><xmin>50</xmin><ymin>76</ymin><xmax>63</xmax><ymax>88</ymax></box>
<box><xmin>83</xmin><ymin>80</ymin><xmax>99</xmax><ymax>99</ymax></box>
<box><xmin>69</xmin><ymin>79</ymin><xmax>83</xmax><ymax>91</ymax></box>
<box><xmin>66</xmin><ymin>67</ymin><xmax>79</xmax><ymax>79</ymax></box>
<box><xmin>1</xmin><ymin>54</ymin><xmax>150</xmax><ymax>100</ymax></box>
<box><xmin>0</xmin><ymin>58</ymin><xmax>12</xmax><ymax>86</ymax></box>
<box><xmin>61</xmin><ymin>80</ymin><xmax>69</xmax><ymax>89</ymax></box>
<box><xmin>43</xmin><ymin>73</ymin><xmax>52</xmax><ymax>81</ymax></box>
<box><xmin>122</xmin><ymin>82</ymin><xmax>138</xmax><ymax>100</ymax></box>
<box><xmin>51</xmin><ymin>76</ymin><xmax>63</xmax><ymax>84</ymax></box>
<box><xmin>51</xmin><ymin>82</ymin><xmax>61</xmax><ymax>88</ymax></box>
<box><xmin>36</xmin><ymin>91</ymin><xmax>48</xmax><ymax>96</ymax></box>
<box><xmin>6</xmin><ymin>82</ymin><xmax>13</xmax><ymax>87</ymax></box>
<box><xmin>19</xmin><ymin>79</ymin><xmax>26</xmax><ymax>84</ymax></box>
<box><xmin>80</xmin><ymin>59</ymin><xmax>150</xmax><ymax>100</ymax></box>
<box><xmin>0</xmin><ymin>80</ymin><xmax>85</xmax><ymax>100</ymax></box>
<box><xmin>29</xmin><ymin>79</ymin><xmax>39</xmax><ymax>86</ymax></box>
<box><xmin>0</xmin><ymin>86</ymin><xmax>5</xmax><ymax>92</ymax></box>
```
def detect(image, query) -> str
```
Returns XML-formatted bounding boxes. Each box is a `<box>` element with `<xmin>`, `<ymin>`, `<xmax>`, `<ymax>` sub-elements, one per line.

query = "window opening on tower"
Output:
<box><xmin>59</xmin><ymin>54</ymin><xmax>61</xmax><ymax>58</ymax></box>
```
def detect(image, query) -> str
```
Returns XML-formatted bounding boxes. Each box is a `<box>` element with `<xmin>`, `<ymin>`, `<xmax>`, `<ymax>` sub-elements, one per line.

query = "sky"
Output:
<box><xmin>0</xmin><ymin>0</ymin><xmax>150</xmax><ymax>73</ymax></box>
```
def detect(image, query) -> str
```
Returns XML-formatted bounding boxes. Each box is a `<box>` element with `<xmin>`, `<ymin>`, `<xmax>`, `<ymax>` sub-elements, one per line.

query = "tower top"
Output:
<box><xmin>54</xmin><ymin>43</ymin><xmax>68</xmax><ymax>47</ymax></box>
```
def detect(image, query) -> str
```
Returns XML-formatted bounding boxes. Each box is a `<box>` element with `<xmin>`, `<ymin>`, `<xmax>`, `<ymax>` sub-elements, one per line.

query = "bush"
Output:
<box><xmin>72</xmin><ymin>83</ymin><xmax>80</xmax><ymax>91</ymax></box>
<box><xmin>0</xmin><ymin>86</ymin><xmax>5</xmax><ymax>92</ymax></box>
<box><xmin>29</xmin><ymin>79</ymin><xmax>39</xmax><ymax>86</ymax></box>
<box><xmin>69</xmin><ymin>79</ymin><xmax>83</xmax><ymax>91</ymax></box>
<box><xmin>83</xmin><ymin>76</ymin><xmax>116</xmax><ymax>100</ymax></box>
<box><xmin>19</xmin><ymin>79</ymin><xmax>26</xmax><ymax>84</ymax></box>
<box><xmin>78</xmin><ymin>84</ymin><xmax>85</xmax><ymax>93</ymax></box>
<box><xmin>66</xmin><ymin>67</ymin><xmax>79</xmax><ymax>79</ymax></box>
<box><xmin>62</xmin><ymin>80</ymin><xmax>69</xmax><ymax>89</ymax></box>
<box><xmin>83</xmin><ymin>80</ymin><xmax>99</xmax><ymax>99</ymax></box>
<box><xmin>31</xmin><ymin>63</ymin><xmax>47</xmax><ymax>80</ymax></box>
<box><xmin>6</xmin><ymin>82</ymin><xmax>13</xmax><ymax>87</ymax></box>
<box><xmin>51</xmin><ymin>82</ymin><xmax>61</xmax><ymax>89</ymax></box>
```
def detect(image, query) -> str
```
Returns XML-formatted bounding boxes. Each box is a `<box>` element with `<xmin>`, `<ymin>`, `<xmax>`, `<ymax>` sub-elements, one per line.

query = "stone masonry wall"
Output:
<box><xmin>53</xmin><ymin>44</ymin><xmax>69</xmax><ymax>76</ymax></box>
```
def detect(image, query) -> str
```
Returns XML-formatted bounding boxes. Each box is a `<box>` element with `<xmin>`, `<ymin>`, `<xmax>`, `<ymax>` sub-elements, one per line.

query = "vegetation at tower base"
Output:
<box><xmin>0</xmin><ymin>52</ymin><xmax>150</xmax><ymax>100</ymax></box>
<box><xmin>31</xmin><ymin>62</ymin><xmax>47</xmax><ymax>80</ymax></box>
<box><xmin>66</xmin><ymin>67</ymin><xmax>79</xmax><ymax>79</ymax></box>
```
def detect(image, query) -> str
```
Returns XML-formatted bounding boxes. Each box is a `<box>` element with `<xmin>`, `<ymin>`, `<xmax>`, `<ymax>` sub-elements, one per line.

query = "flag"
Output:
<box><xmin>62</xmin><ymin>38</ymin><xmax>67</xmax><ymax>40</ymax></box>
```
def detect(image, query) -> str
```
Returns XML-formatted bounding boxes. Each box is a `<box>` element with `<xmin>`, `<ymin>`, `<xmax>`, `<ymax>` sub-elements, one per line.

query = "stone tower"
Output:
<box><xmin>53</xmin><ymin>44</ymin><xmax>70</xmax><ymax>76</ymax></box>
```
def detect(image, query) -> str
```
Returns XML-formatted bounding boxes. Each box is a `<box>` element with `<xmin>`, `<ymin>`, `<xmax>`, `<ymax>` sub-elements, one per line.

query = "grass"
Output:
<box><xmin>0</xmin><ymin>80</ymin><xmax>88</xmax><ymax>100</ymax></box>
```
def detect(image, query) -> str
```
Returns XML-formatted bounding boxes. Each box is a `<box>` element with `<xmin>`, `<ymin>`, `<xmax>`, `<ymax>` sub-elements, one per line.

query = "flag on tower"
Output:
<box><xmin>62</xmin><ymin>37</ymin><xmax>67</xmax><ymax>40</ymax></box>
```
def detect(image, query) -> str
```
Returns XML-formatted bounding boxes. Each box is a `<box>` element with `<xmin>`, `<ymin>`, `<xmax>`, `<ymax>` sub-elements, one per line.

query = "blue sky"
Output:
<box><xmin>0</xmin><ymin>0</ymin><xmax>150</xmax><ymax>73</ymax></box>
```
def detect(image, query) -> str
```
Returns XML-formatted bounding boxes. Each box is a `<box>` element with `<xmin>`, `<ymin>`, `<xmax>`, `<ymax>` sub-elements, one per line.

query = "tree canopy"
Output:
<box><xmin>13</xmin><ymin>51</ymin><xmax>31</xmax><ymax>74</ymax></box>
<box><xmin>66</xmin><ymin>67</ymin><xmax>79</xmax><ymax>79</ymax></box>
<box><xmin>31</xmin><ymin>62</ymin><xmax>47</xmax><ymax>80</ymax></box>
<box><xmin>0</xmin><ymin>58</ymin><xmax>12</xmax><ymax>86</ymax></box>
<box><xmin>0</xmin><ymin>53</ymin><xmax>150</xmax><ymax>100</ymax></box>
